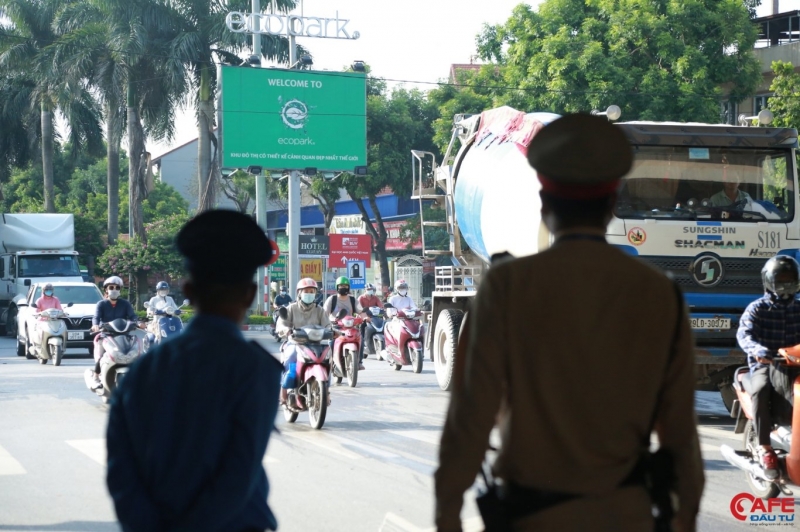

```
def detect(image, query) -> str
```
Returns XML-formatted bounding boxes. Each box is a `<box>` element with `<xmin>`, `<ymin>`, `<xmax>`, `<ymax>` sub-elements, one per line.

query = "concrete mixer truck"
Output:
<box><xmin>414</xmin><ymin>107</ymin><xmax>800</xmax><ymax>412</ymax></box>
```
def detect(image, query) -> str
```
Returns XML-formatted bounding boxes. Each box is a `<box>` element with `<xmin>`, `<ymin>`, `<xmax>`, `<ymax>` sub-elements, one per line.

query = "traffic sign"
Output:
<box><xmin>347</xmin><ymin>260</ymin><xmax>366</xmax><ymax>289</ymax></box>
<box><xmin>330</xmin><ymin>234</ymin><xmax>371</xmax><ymax>267</ymax></box>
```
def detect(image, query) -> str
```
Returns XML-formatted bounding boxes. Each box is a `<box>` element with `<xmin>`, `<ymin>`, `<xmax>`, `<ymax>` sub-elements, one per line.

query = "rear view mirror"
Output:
<box><xmin>144</xmin><ymin>301</ymin><xmax>150</xmax><ymax>308</ymax></box>
<box><xmin>67</xmin><ymin>302</ymin><xmax>73</xmax><ymax>307</ymax></box>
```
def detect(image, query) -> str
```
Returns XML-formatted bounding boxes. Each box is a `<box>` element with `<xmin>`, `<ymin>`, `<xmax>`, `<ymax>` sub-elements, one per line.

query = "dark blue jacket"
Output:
<box><xmin>106</xmin><ymin>314</ymin><xmax>281</xmax><ymax>531</ymax></box>
<box><xmin>93</xmin><ymin>299</ymin><xmax>137</xmax><ymax>327</ymax></box>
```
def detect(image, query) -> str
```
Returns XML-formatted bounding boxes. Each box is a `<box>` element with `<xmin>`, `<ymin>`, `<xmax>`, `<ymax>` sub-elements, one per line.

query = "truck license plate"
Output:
<box><xmin>690</xmin><ymin>318</ymin><xmax>731</xmax><ymax>330</ymax></box>
<box><xmin>68</xmin><ymin>332</ymin><xmax>84</xmax><ymax>340</ymax></box>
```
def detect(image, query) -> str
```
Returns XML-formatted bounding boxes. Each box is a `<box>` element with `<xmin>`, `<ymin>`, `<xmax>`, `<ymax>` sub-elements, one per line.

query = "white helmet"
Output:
<box><xmin>103</xmin><ymin>276</ymin><xmax>124</xmax><ymax>288</ymax></box>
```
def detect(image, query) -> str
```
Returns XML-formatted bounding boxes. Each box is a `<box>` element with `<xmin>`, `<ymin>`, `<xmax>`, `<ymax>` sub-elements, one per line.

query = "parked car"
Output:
<box><xmin>16</xmin><ymin>282</ymin><xmax>103</xmax><ymax>357</ymax></box>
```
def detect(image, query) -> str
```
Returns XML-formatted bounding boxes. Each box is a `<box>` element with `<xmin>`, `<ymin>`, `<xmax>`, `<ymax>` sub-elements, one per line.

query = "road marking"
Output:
<box><xmin>380</xmin><ymin>513</ymin><xmax>482</xmax><ymax>532</ymax></box>
<box><xmin>386</xmin><ymin>430</ymin><xmax>441</xmax><ymax>446</ymax></box>
<box><xmin>66</xmin><ymin>439</ymin><xmax>106</xmax><ymax>466</ymax></box>
<box><xmin>0</xmin><ymin>444</ymin><xmax>26</xmax><ymax>475</ymax></box>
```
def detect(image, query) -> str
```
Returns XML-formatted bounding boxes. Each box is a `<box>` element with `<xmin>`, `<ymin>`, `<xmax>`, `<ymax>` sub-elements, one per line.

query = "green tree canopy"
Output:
<box><xmin>768</xmin><ymin>61</ymin><xmax>800</xmax><ymax>129</ymax></box>
<box><xmin>476</xmin><ymin>0</ymin><xmax>762</xmax><ymax>122</ymax></box>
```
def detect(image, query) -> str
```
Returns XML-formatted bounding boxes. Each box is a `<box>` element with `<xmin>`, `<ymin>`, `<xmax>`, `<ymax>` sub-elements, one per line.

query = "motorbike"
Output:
<box><xmin>144</xmin><ymin>300</ymin><xmax>188</xmax><ymax>346</ymax></box>
<box><xmin>84</xmin><ymin>319</ymin><xmax>149</xmax><ymax>404</ymax></box>
<box><xmin>331</xmin><ymin>313</ymin><xmax>363</xmax><ymax>388</ymax></box>
<box><xmin>381</xmin><ymin>306</ymin><xmax>425</xmax><ymax>373</ymax></box>
<box><xmin>271</xmin><ymin>304</ymin><xmax>288</xmax><ymax>340</ymax></box>
<box><xmin>720</xmin><ymin>347</ymin><xmax>800</xmax><ymax>498</ymax></box>
<box><xmin>282</xmin><ymin>325</ymin><xmax>334</xmax><ymax>430</ymax></box>
<box><xmin>28</xmin><ymin>305</ymin><xmax>71</xmax><ymax>366</ymax></box>
<box><xmin>364</xmin><ymin>306</ymin><xmax>387</xmax><ymax>361</ymax></box>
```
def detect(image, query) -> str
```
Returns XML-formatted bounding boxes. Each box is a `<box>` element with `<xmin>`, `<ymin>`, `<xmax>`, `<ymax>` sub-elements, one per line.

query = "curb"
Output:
<box><xmin>242</xmin><ymin>325</ymin><xmax>272</xmax><ymax>331</ymax></box>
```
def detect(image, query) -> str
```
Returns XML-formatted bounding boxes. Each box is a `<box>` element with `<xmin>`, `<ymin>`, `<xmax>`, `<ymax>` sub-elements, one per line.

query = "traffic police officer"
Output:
<box><xmin>435</xmin><ymin>114</ymin><xmax>704</xmax><ymax>531</ymax></box>
<box><xmin>106</xmin><ymin>210</ymin><xmax>282</xmax><ymax>532</ymax></box>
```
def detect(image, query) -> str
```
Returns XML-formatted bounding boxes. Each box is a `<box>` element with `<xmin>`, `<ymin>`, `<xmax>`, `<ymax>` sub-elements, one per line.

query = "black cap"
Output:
<box><xmin>176</xmin><ymin>210</ymin><xmax>279</xmax><ymax>284</ymax></box>
<box><xmin>527</xmin><ymin>113</ymin><xmax>633</xmax><ymax>187</ymax></box>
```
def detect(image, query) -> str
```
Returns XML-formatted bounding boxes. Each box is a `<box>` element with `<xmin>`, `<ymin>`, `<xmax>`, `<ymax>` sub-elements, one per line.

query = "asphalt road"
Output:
<box><xmin>0</xmin><ymin>333</ymin><xmax>782</xmax><ymax>531</ymax></box>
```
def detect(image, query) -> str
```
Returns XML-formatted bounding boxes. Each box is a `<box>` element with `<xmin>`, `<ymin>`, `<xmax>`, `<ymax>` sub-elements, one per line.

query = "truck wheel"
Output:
<box><xmin>434</xmin><ymin>309</ymin><xmax>464</xmax><ymax>391</ymax></box>
<box><xmin>719</xmin><ymin>384</ymin><xmax>737</xmax><ymax>415</ymax></box>
<box><xmin>6</xmin><ymin>307</ymin><xmax>17</xmax><ymax>338</ymax></box>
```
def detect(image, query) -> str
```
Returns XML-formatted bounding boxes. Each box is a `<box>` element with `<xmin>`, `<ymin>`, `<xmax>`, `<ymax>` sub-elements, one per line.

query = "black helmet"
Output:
<box><xmin>762</xmin><ymin>256</ymin><xmax>800</xmax><ymax>300</ymax></box>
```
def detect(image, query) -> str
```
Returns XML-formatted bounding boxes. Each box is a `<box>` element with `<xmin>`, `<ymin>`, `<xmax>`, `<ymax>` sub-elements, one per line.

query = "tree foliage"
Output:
<box><xmin>768</xmin><ymin>61</ymin><xmax>800</xmax><ymax>130</ymax></box>
<box><xmin>475</xmin><ymin>0</ymin><xmax>762</xmax><ymax>122</ymax></box>
<box><xmin>340</xmin><ymin>80</ymin><xmax>438</xmax><ymax>286</ymax></box>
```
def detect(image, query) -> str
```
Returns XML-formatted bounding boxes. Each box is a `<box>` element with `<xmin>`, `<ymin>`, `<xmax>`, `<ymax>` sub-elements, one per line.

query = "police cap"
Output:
<box><xmin>176</xmin><ymin>210</ymin><xmax>280</xmax><ymax>284</ymax></box>
<box><xmin>527</xmin><ymin>113</ymin><xmax>632</xmax><ymax>199</ymax></box>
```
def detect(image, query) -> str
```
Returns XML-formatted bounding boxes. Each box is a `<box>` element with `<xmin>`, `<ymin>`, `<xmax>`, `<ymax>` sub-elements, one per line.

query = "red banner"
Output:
<box><xmin>329</xmin><ymin>234</ymin><xmax>371</xmax><ymax>267</ymax></box>
<box><xmin>374</xmin><ymin>219</ymin><xmax>421</xmax><ymax>251</ymax></box>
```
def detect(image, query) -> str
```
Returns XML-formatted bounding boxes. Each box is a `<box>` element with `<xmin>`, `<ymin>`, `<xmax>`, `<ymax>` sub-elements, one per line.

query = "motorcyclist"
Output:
<box><xmin>35</xmin><ymin>283</ymin><xmax>63</xmax><ymax>313</ymax></box>
<box><xmin>276</xmin><ymin>277</ymin><xmax>331</xmax><ymax>405</ymax></box>
<box><xmin>358</xmin><ymin>283</ymin><xmax>383</xmax><ymax>360</ymax></box>
<box><xmin>146</xmin><ymin>281</ymin><xmax>179</xmax><ymax>317</ymax></box>
<box><xmin>388</xmin><ymin>279</ymin><xmax>417</xmax><ymax>310</ymax></box>
<box><xmin>89</xmin><ymin>276</ymin><xmax>137</xmax><ymax>390</ymax></box>
<box><xmin>737</xmin><ymin>255</ymin><xmax>800</xmax><ymax>479</ymax></box>
<box><xmin>324</xmin><ymin>276</ymin><xmax>368</xmax><ymax>370</ymax></box>
<box><xmin>273</xmin><ymin>285</ymin><xmax>293</xmax><ymax>308</ymax></box>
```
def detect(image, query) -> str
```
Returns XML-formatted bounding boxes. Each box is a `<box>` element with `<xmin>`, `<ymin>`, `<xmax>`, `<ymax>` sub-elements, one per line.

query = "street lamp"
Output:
<box><xmin>290</xmin><ymin>54</ymin><xmax>313</xmax><ymax>69</ymax></box>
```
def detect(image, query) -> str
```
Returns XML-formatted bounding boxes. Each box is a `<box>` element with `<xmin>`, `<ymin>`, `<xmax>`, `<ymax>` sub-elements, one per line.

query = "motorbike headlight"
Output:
<box><xmin>306</xmin><ymin>328</ymin><xmax>325</xmax><ymax>342</ymax></box>
<box><xmin>342</xmin><ymin>317</ymin><xmax>355</xmax><ymax>328</ymax></box>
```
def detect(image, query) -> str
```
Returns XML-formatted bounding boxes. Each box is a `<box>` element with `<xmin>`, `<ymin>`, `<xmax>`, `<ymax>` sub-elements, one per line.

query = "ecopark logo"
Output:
<box><xmin>281</xmin><ymin>99</ymin><xmax>308</xmax><ymax>130</ymax></box>
<box><xmin>225</xmin><ymin>11</ymin><xmax>360</xmax><ymax>40</ymax></box>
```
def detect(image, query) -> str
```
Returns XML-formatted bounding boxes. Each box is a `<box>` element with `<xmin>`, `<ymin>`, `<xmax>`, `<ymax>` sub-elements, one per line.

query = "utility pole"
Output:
<box><xmin>287</xmin><ymin>34</ymin><xmax>301</xmax><ymax>298</ymax></box>
<box><xmin>252</xmin><ymin>0</ymin><xmax>268</xmax><ymax>314</ymax></box>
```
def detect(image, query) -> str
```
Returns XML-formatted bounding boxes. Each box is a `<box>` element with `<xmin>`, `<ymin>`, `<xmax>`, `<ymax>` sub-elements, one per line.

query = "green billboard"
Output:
<box><xmin>221</xmin><ymin>66</ymin><xmax>366</xmax><ymax>171</ymax></box>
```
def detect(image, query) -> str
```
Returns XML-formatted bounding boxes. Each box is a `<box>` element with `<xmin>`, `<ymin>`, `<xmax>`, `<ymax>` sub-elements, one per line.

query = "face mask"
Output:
<box><xmin>338</xmin><ymin>287</ymin><xmax>350</xmax><ymax>296</ymax></box>
<box><xmin>398</xmin><ymin>290</ymin><xmax>407</xmax><ymax>297</ymax></box>
<box><xmin>300</xmin><ymin>293</ymin><xmax>316</xmax><ymax>305</ymax></box>
<box><xmin>366</xmin><ymin>290</ymin><xmax>375</xmax><ymax>296</ymax></box>
<box><xmin>108</xmin><ymin>290</ymin><xmax>120</xmax><ymax>300</ymax></box>
<box><xmin>157</xmin><ymin>290</ymin><xmax>168</xmax><ymax>297</ymax></box>
<box><xmin>44</xmin><ymin>290</ymin><xmax>53</xmax><ymax>297</ymax></box>
<box><xmin>280</xmin><ymin>290</ymin><xmax>287</xmax><ymax>295</ymax></box>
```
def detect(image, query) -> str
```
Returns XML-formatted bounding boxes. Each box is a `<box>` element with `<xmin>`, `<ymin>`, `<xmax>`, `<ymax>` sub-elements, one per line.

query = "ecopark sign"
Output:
<box><xmin>220</xmin><ymin>66</ymin><xmax>367</xmax><ymax>171</ymax></box>
<box><xmin>225</xmin><ymin>11</ymin><xmax>360</xmax><ymax>40</ymax></box>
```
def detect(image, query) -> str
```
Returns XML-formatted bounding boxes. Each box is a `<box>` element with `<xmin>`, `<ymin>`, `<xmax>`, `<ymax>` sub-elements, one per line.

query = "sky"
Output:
<box><xmin>143</xmin><ymin>0</ymin><xmax>800</xmax><ymax>156</ymax></box>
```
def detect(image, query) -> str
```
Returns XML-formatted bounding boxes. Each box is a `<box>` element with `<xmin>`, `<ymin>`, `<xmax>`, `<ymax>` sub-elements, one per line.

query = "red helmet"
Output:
<box><xmin>296</xmin><ymin>277</ymin><xmax>318</xmax><ymax>292</ymax></box>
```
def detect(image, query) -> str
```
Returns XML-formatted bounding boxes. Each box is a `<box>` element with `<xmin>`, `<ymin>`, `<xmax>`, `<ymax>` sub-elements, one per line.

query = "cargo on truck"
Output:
<box><xmin>413</xmin><ymin>107</ymin><xmax>799</xmax><ymax>412</ymax></box>
<box><xmin>0</xmin><ymin>213</ymin><xmax>83</xmax><ymax>336</ymax></box>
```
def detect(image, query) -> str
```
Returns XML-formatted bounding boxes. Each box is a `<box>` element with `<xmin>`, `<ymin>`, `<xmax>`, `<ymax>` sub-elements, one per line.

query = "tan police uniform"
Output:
<box><xmin>434</xmin><ymin>114</ymin><xmax>704</xmax><ymax>532</ymax></box>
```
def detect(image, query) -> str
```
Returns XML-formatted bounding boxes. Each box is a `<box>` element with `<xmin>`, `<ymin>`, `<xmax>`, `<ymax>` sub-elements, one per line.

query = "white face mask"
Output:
<box><xmin>157</xmin><ymin>290</ymin><xmax>168</xmax><ymax>297</ymax></box>
<box><xmin>398</xmin><ymin>290</ymin><xmax>407</xmax><ymax>297</ymax></box>
<box><xmin>366</xmin><ymin>290</ymin><xmax>375</xmax><ymax>296</ymax></box>
<box><xmin>300</xmin><ymin>293</ymin><xmax>316</xmax><ymax>305</ymax></box>
<box><xmin>108</xmin><ymin>290</ymin><xmax>120</xmax><ymax>300</ymax></box>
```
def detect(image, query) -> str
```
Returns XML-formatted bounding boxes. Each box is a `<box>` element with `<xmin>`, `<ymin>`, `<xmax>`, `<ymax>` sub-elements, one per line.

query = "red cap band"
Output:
<box><xmin>537</xmin><ymin>173</ymin><xmax>620</xmax><ymax>200</ymax></box>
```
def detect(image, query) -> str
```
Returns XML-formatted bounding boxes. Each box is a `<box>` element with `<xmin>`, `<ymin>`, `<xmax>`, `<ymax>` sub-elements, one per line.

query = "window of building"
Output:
<box><xmin>754</xmin><ymin>94</ymin><xmax>771</xmax><ymax>115</ymax></box>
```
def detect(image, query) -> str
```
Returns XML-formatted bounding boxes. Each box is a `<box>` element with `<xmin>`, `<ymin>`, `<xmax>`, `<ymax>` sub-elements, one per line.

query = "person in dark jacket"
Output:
<box><xmin>87</xmin><ymin>276</ymin><xmax>137</xmax><ymax>390</ymax></box>
<box><xmin>106</xmin><ymin>210</ymin><xmax>282</xmax><ymax>532</ymax></box>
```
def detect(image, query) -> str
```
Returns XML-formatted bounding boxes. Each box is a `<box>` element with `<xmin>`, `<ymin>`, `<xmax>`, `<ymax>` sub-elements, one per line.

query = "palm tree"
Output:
<box><xmin>0</xmin><ymin>0</ymin><xmax>103</xmax><ymax>212</ymax></box>
<box><xmin>95</xmin><ymin>0</ymin><xmax>186</xmax><ymax>242</ymax></box>
<box><xmin>168</xmin><ymin>0</ymin><xmax>297</xmax><ymax>212</ymax></box>
<box><xmin>51</xmin><ymin>4</ymin><xmax>126</xmax><ymax>243</ymax></box>
<box><xmin>0</xmin><ymin>74</ymin><xmax>37</xmax><ymax>188</ymax></box>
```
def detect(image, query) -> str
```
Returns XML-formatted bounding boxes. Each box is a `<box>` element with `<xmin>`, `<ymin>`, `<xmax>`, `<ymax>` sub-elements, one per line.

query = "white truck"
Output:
<box><xmin>414</xmin><ymin>107</ymin><xmax>799</xmax><ymax>411</ymax></box>
<box><xmin>0</xmin><ymin>213</ymin><xmax>83</xmax><ymax>336</ymax></box>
